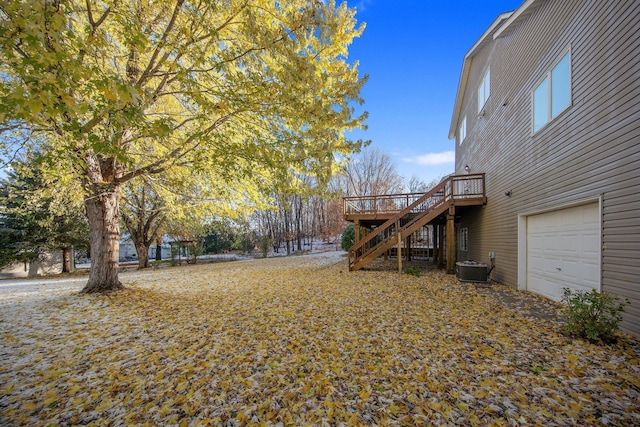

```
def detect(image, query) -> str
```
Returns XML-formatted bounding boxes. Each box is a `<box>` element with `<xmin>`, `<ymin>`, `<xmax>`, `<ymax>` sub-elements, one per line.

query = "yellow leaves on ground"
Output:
<box><xmin>1</xmin><ymin>252</ymin><xmax>639</xmax><ymax>425</ymax></box>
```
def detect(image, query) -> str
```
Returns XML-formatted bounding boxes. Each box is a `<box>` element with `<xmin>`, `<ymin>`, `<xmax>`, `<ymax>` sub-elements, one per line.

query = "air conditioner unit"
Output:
<box><xmin>456</xmin><ymin>261</ymin><xmax>488</xmax><ymax>283</ymax></box>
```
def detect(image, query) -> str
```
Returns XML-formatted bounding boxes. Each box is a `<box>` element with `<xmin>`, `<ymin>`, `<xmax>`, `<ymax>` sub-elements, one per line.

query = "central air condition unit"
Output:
<box><xmin>456</xmin><ymin>261</ymin><xmax>488</xmax><ymax>283</ymax></box>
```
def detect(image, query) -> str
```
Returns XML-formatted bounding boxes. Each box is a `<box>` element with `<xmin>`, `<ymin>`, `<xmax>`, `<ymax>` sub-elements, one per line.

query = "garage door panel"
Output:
<box><xmin>527</xmin><ymin>203</ymin><xmax>601</xmax><ymax>301</ymax></box>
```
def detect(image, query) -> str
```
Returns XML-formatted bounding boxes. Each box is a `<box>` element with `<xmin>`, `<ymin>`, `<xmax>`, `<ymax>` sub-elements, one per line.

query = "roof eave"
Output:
<box><xmin>493</xmin><ymin>0</ymin><xmax>542</xmax><ymax>39</ymax></box>
<box><xmin>448</xmin><ymin>12</ymin><xmax>513</xmax><ymax>140</ymax></box>
<box><xmin>448</xmin><ymin>60</ymin><xmax>472</xmax><ymax>139</ymax></box>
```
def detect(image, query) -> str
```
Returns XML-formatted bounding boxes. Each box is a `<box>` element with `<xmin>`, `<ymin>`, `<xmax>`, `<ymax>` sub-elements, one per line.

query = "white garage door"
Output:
<box><xmin>527</xmin><ymin>203</ymin><xmax>600</xmax><ymax>301</ymax></box>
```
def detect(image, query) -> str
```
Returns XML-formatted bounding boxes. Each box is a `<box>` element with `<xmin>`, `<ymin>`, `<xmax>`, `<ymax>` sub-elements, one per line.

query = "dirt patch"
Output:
<box><xmin>471</xmin><ymin>281</ymin><xmax>564</xmax><ymax>322</ymax></box>
<box><xmin>364</xmin><ymin>258</ymin><xmax>564</xmax><ymax>321</ymax></box>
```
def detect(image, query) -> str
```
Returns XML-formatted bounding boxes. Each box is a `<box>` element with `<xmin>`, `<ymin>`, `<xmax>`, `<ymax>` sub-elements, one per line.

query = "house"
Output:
<box><xmin>119</xmin><ymin>238</ymin><xmax>172</xmax><ymax>262</ymax></box>
<box><xmin>449</xmin><ymin>0</ymin><xmax>640</xmax><ymax>334</ymax></box>
<box><xmin>342</xmin><ymin>0</ymin><xmax>639</xmax><ymax>336</ymax></box>
<box><xmin>0</xmin><ymin>251</ymin><xmax>64</xmax><ymax>278</ymax></box>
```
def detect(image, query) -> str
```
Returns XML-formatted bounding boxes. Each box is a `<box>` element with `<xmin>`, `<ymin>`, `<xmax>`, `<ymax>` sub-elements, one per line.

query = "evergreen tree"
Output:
<box><xmin>0</xmin><ymin>155</ymin><xmax>89</xmax><ymax>271</ymax></box>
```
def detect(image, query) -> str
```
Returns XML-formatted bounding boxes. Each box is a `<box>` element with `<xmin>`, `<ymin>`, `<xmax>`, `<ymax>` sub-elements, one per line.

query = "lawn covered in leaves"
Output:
<box><xmin>1</xmin><ymin>252</ymin><xmax>639</xmax><ymax>426</ymax></box>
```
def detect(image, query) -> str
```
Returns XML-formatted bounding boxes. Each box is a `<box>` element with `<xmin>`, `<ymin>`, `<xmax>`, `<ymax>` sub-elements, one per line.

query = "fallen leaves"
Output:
<box><xmin>0</xmin><ymin>251</ymin><xmax>639</xmax><ymax>426</ymax></box>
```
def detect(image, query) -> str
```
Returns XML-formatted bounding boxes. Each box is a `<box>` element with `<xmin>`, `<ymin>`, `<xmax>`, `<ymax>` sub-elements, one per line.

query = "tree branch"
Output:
<box><xmin>85</xmin><ymin>0</ymin><xmax>111</xmax><ymax>33</ymax></box>
<box><xmin>137</xmin><ymin>0</ymin><xmax>186</xmax><ymax>87</ymax></box>
<box><xmin>116</xmin><ymin>112</ymin><xmax>238</xmax><ymax>184</ymax></box>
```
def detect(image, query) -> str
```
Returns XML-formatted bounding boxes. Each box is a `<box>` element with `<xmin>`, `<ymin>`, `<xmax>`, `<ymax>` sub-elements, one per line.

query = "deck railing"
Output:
<box><xmin>343</xmin><ymin>192</ymin><xmax>426</xmax><ymax>216</ymax></box>
<box><xmin>343</xmin><ymin>173</ymin><xmax>485</xmax><ymax>217</ymax></box>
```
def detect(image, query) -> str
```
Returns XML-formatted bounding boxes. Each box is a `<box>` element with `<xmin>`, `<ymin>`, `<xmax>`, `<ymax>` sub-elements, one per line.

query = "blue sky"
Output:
<box><xmin>345</xmin><ymin>0</ymin><xmax>523</xmax><ymax>185</ymax></box>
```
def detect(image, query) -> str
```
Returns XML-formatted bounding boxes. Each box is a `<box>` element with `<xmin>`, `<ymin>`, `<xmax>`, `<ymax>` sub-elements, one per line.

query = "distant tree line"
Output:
<box><xmin>0</xmin><ymin>147</ymin><xmax>440</xmax><ymax>270</ymax></box>
<box><xmin>247</xmin><ymin>147</ymin><xmax>439</xmax><ymax>256</ymax></box>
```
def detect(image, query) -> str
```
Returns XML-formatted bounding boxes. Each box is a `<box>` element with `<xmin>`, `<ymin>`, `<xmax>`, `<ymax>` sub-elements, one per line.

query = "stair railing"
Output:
<box><xmin>348</xmin><ymin>176</ymin><xmax>453</xmax><ymax>269</ymax></box>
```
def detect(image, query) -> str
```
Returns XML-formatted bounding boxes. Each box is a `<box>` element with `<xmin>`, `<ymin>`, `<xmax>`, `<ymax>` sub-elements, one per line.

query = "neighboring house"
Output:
<box><xmin>0</xmin><ymin>252</ymin><xmax>64</xmax><ymax>279</ymax></box>
<box><xmin>449</xmin><ymin>0</ymin><xmax>639</xmax><ymax>334</ymax></box>
<box><xmin>119</xmin><ymin>238</ymin><xmax>172</xmax><ymax>262</ymax></box>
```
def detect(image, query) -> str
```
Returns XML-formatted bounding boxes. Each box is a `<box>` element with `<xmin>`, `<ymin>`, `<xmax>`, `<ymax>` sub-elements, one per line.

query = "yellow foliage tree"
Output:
<box><xmin>0</xmin><ymin>0</ymin><xmax>368</xmax><ymax>292</ymax></box>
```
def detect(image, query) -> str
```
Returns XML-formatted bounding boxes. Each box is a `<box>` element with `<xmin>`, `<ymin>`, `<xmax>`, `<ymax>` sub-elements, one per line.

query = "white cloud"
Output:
<box><xmin>403</xmin><ymin>151</ymin><xmax>455</xmax><ymax>166</ymax></box>
<box><xmin>355</xmin><ymin>0</ymin><xmax>373</xmax><ymax>12</ymax></box>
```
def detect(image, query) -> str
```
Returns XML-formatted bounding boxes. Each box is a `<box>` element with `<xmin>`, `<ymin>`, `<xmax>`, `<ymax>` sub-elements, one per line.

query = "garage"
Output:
<box><xmin>526</xmin><ymin>202</ymin><xmax>601</xmax><ymax>301</ymax></box>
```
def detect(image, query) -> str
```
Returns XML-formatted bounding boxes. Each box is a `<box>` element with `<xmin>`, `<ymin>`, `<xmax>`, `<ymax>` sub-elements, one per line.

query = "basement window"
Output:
<box><xmin>459</xmin><ymin>228</ymin><xmax>468</xmax><ymax>251</ymax></box>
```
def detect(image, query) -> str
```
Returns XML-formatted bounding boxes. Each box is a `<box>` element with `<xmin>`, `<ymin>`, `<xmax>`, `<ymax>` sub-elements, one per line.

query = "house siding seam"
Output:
<box><xmin>452</xmin><ymin>0</ymin><xmax>640</xmax><ymax>335</ymax></box>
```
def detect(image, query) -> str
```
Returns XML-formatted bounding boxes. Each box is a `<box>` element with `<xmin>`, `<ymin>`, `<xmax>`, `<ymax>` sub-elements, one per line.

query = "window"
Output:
<box><xmin>459</xmin><ymin>228</ymin><xmax>468</xmax><ymax>251</ymax></box>
<box><xmin>478</xmin><ymin>68</ymin><xmax>490</xmax><ymax>113</ymax></box>
<box><xmin>533</xmin><ymin>51</ymin><xmax>571</xmax><ymax>132</ymax></box>
<box><xmin>459</xmin><ymin>116</ymin><xmax>466</xmax><ymax>145</ymax></box>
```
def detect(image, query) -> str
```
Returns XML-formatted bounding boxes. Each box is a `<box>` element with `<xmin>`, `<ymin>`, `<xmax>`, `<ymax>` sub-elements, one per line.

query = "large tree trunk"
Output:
<box><xmin>120</xmin><ymin>181</ymin><xmax>165</xmax><ymax>270</ymax></box>
<box><xmin>135</xmin><ymin>242</ymin><xmax>150</xmax><ymax>268</ymax></box>
<box><xmin>121</xmin><ymin>211</ymin><xmax>158</xmax><ymax>269</ymax></box>
<box><xmin>62</xmin><ymin>246</ymin><xmax>74</xmax><ymax>273</ymax></box>
<box><xmin>82</xmin><ymin>189</ymin><xmax>123</xmax><ymax>293</ymax></box>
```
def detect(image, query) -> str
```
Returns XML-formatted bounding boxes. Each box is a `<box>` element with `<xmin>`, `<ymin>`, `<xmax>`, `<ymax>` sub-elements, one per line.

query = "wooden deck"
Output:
<box><xmin>343</xmin><ymin>174</ymin><xmax>486</xmax><ymax>221</ymax></box>
<box><xmin>343</xmin><ymin>174</ymin><xmax>486</xmax><ymax>273</ymax></box>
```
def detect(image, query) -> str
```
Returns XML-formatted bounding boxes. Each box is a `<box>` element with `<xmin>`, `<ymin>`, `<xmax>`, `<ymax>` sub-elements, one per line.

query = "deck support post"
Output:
<box><xmin>397</xmin><ymin>232</ymin><xmax>403</xmax><ymax>273</ymax></box>
<box><xmin>446</xmin><ymin>206</ymin><xmax>455</xmax><ymax>274</ymax></box>
<box><xmin>354</xmin><ymin>219</ymin><xmax>360</xmax><ymax>244</ymax></box>
<box><xmin>438</xmin><ymin>222</ymin><xmax>445</xmax><ymax>268</ymax></box>
<box><xmin>432</xmin><ymin>224</ymin><xmax>438</xmax><ymax>265</ymax></box>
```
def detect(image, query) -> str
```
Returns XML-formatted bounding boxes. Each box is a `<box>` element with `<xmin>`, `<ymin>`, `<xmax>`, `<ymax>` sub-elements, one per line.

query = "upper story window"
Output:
<box><xmin>459</xmin><ymin>116</ymin><xmax>466</xmax><ymax>145</ymax></box>
<box><xmin>478</xmin><ymin>68</ymin><xmax>490</xmax><ymax>114</ymax></box>
<box><xmin>533</xmin><ymin>51</ymin><xmax>571</xmax><ymax>133</ymax></box>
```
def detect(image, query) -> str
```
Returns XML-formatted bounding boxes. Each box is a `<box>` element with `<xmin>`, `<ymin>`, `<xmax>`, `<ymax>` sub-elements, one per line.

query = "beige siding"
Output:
<box><xmin>454</xmin><ymin>0</ymin><xmax>640</xmax><ymax>334</ymax></box>
<box><xmin>0</xmin><ymin>252</ymin><xmax>64</xmax><ymax>278</ymax></box>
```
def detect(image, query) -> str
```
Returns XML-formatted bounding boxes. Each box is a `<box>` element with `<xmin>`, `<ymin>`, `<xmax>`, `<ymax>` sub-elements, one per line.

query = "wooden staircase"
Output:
<box><xmin>346</xmin><ymin>174</ymin><xmax>486</xmax><ymax>272</ymax></box>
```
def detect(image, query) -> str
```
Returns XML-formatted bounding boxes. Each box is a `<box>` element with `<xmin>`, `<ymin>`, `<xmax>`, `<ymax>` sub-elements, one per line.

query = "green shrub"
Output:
<box><xmin>259</xmin><ymin>235</ymin><xmax>270</xmax><ymax>258</ymax></box>
<box><xmin>403</xmin><ymin>267</ymin><xmax>421</xmax><ymax>277</ymax></box>
<box><xmin>561</xmin><ymin>288</ymin><xmax>630</xmax><ymax>343</ymax></box>
<box><xmin>341</xmin><ymin>223</ymin><xmax>355</xmax><ymax>251</ymax></box>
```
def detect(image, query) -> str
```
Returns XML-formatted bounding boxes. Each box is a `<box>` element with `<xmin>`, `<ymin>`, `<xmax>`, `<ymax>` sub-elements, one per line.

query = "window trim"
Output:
<box><xmin>478</xmin><ymin>68</ymin><xmax>490</xmax><ymax>114</ymax></box>
<box><xmin>532</xmin><ymin>49</ymin><xmax>572</xmax><ymax>134</ymax></box>
<box><xmin>459</xmin><ymin>115</ymin><xmax>466</xmax><ymax>145</ymax></box>
<box><xmin>459</xmin><ymin>227</ymin><xmax>468</xmax><ymax>251</ymax></box>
